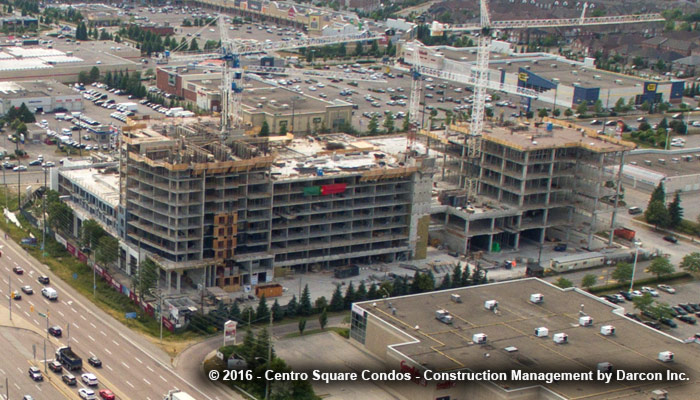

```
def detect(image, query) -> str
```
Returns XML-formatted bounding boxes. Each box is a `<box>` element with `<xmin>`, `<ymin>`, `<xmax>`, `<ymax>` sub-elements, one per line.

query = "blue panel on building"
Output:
<box><xmin>500</xmin><ymin>69</ymin><xmax>506</xmax><ymax>84</ymax></box>
<box><xmin>572</xmin><ymin>86</ymin><xmax>600</xmax><ymax>105</ymax></box>
<box><xmin>670</xmin><ymin>81</ymin><xmax>685</xmax><ymax>101</ymax></box>
<box><xmin>517</xmin><ymin>68</ymin><xmax>557</xmax><ymax>91</ymax></box>
<box><xmin>639</xmin><ymin>81</ymin><xmax>659</xmax><ymax>104</ymax></box>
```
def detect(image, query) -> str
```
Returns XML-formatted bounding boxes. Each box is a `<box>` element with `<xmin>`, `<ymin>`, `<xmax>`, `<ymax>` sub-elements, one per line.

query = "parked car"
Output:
<box><xmin>663</xmin><ymin>235</ymin><xmax>678</xmax><ymax>244</ymax></box>
<box><xmin>640</xmin><ymin>286</ymin><xmax>659</xmax><ymax>297</ymax></box>
<box><xmin>628</xmin><ymin>206</ymin><xmax>643</xmax><ymax>215</ymax></box>
<box><xmin>658</xmin><ymin>284</ymin><xmax>676</xmax><ymax>294</ymax></box>
<box><xmin>661</xmin><ymin>317</ymin><xmax>678</xmax><ymax>328</ymax></box>
<box><xmin>644</xmin><ymin>321</ymin><xmax>661</xmax><ymax>330</ymax></box>
<box><xmin>554</xmin><ymin>244</ymin><xmax>567</xmax><ymax>252</ymax></box>
<box><xmin>680</xmin><ymin>303</ymin><xmax>695</xmax><ymax>313</ymax></box>
<box><xmin>624</xmin><ymin>313</ymin><xmax>641</xmax><ymax>322</ymax></box>
<box><xmin>679</xmin><ymin>315</ymin><xmax>697</xmax><ymax>325</ymax></box>
<box><xmin>672</xmin><ymin>306</ymin><xmax>687</xmax><ymax>316</ymax></box>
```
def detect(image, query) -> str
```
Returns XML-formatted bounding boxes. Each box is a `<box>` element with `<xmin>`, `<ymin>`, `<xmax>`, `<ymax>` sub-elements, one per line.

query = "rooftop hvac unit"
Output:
<box><xmin>630</xmin><ymin>161</ymin><xmax>637</xmax><ymax>165</ymax></box>
<box><xmin>600</xmin><ymin>325</ymin><xmax>615</xmax><ymax>336</ymax></box>
<box><xmin>550</xmin><ymin>63</ymin><xmax>557</xmax><ymax>68</ymax></box>
<box><xmin>533</xmin><ymin>60</ymin><xmax>539</xmax><ymax>64</ymax></box>
<box><xmin>435</xmin><ymin>309</ymin><xmax>453</xmax><ymax>324</ymax></box>
<box><xmin>552</xmin><ymin>78</ymin><xmax>560</xmax><ymax>83</ymax></box>
<box><xmin>597</xmin><ymin>362</ymin><xmax>613</xmax><ymax>372</ymax></box>
<box><xmin>594</xmin><ymin>75</ymin><xmax>601</xmax><ymax>80</ymax></box>
<box><xmin>615</xmin><ymin>79</ymin><xmax>623</xmax><ymax>84</ymax></box>
<box><xmin>484</xmin><ymin>300</ymin><xmax>498</xmax><ymax>310</ymax></box>
<box><xmin>644</xmin><ymin>160</ymin><xmax>652</xmax><ymax>166</ymax></box>
<box><xmin>658</xmin><ymin>351</ymin><xmax>674</xmax><ymax>362</ymax></box>
<box><xmin>553</xmin><ymin>333</ymin><xmax>568</xmax><ymax>344</ymax></box>
<box><xmin>530</xmin><ymin>293</ymin><xmax>543</xmax><ymax>304</ymax></box>
<box><xmin>658</xmin><ymin>159</ymin><xmax>665</xmax><ymax>164</ymax></box>
<box><xmin>534</xmin><ymin>327</ymin><xmax>549</xmax><ymax>337</ymax></box>
<box><xmin>579</xmin><ymin>316</ymin><xmax>593</xmax><ymax>327</ymax></box>
<box><xmin>451</xmin><ymin>294</ymin><xmax>462</xmax><ymax>303</ymax></box>
<box><xmin>473</xmin><ymin>333</ymin><xmax>487</xmax><ymax>344</ymax></box>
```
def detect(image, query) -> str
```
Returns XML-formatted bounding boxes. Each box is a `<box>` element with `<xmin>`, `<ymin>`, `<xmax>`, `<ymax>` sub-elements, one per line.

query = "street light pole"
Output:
<box><xmin>8</xmin><ymin>273</ymin><xmax>11</xmax><ymax>321</ymax></box>
<box><xmin>42</xmin><ymin>165</ymin><xmax>47</xmax><ymax>258</ymax></box>
<box><xmin>629</xmin><ymin>245</ymin><xmax>640</xmax><ymax>292</ymax></box>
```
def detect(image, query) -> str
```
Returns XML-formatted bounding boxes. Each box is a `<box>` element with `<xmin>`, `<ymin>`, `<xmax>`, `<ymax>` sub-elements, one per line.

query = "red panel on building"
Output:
<box><xmin>321</xmin><ymin>183</ymin><xmax>347</xmax><ymax>195</ymax></box>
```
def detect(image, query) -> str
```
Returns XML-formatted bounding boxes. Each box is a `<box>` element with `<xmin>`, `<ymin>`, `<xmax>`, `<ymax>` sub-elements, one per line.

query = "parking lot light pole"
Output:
<box><xmin>629</xmin><ymin>244</ymin><xmax>640</xmax><ymax>292</ymax></box>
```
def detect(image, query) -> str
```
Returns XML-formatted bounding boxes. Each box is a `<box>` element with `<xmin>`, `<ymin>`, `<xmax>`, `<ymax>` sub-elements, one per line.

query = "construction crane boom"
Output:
<box><xmin>243</xmin><ymin>65</ymin><xmax>387</xmax><ymax>82</ymax></box>
<box><xmin>415</xmin><ymin>65</ymin><xmax>538</xmax><ymax>99</ymax></box>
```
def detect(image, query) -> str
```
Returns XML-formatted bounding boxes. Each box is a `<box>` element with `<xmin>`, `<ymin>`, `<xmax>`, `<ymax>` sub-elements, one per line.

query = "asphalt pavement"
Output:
<box><xmin>0</xmin><ymin>229</ymin><xmax>237</xmax><ymax>400</ymax></box>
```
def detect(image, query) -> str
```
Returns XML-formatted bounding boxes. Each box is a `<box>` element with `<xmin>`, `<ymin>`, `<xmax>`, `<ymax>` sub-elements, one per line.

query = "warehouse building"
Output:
<box><xmin>0</xmin><ymin>80</ymin><xmax>83</xmax><ymax>114</ymax></box>
<box><xmin>400</xmin><ymin>42</ymin><xmax>685</xmax><ymax>110</ymax></box>
<box><xmin>351</xmin><ymin>278</ymin><xmax>699</xmax><ymax>399</ymax></box>
<box><xmin>0</xmin><ymin>45</ymin><xmax>137</xmax><ymax>83</ymax></box>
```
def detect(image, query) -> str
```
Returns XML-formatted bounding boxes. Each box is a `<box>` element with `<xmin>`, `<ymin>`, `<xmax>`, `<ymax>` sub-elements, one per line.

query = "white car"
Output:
<box><xmin>630</xmin><ymin>290</ymin><xmax>643</xmax><ymax>297</ymax></box>
<box><xmin>78</xmin><ymin>388</ymin><xmax>96</xmax><ymax>400</ymax></box>
<box><xmin>640</xmin><ymin>286</ymin><xmax>659</xmax><ymax>297</ymax></box>
<box><xmin>658</xmin><ymin>284</ymin><xmax>676</xmax><ymax>294</ymax></box>
<box><xmin>81</xmin><ymin>373</ymin><xmax>98</xmax><ymax>386</ymax></box>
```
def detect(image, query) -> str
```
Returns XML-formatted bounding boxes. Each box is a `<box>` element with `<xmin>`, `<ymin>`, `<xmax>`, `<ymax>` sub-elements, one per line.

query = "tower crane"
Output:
<box><xmin>420</xmin><ymin>0</ymin><xmax>663</xmax><ymax>198</ymax></box>
<box><xmin>170</xmin><ymin>20</ymin><xmax>383</xmax><ymax>135</ymax></box>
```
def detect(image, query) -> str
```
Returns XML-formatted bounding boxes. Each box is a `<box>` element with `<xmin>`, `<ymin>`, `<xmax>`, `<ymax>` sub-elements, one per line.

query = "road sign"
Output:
<box><xmin>38</xmin><ymin>312</ymin><xmax>46</xmax><ymax>318</ymax></box>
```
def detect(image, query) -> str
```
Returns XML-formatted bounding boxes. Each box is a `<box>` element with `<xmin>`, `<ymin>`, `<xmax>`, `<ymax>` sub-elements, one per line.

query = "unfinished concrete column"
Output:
<box><xmin>586</xmin><ymin>153</ymin><xmax>606</xmax><ymax>249</ymax></box>
<box><xmin>608</xmin><ymin>151</ymin><xmax>626</xmax><ymax>246</ymax></box>
<box><xmin>176</xmin><ymin>270</ymin><xmax>182</xmax><ymax>293</ymax></box>
<box><xmin>166</xmin><ymin>270</ymin><xmax>171</xmax><ymax>292</ymax></box>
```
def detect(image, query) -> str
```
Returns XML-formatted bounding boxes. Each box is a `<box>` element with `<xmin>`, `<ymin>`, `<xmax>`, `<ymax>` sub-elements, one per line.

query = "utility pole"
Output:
<box><xmin>67</xmin><ymin>323</ymin><xmax>70</xmax><ymax>345</ymax></box>
<box><xmin>46</xmin><ymin>309</ymin><xmax>49</xmax><ymax>339</ymax></box>
<box><xmin>17</xmin><ymin>163</ymin><xmax>21</xmax><ymax>210</ymax></box>
<box><xmin>42</xmin><ymin>165</ymin><xmax>47</xmax><ymax>258</ymax></box>
<box><xmin>93</xmin><ymin>251</ymin><xmax>96</xmax><ymax>297</ymax></box>
<box><xmin>43</xmin><ymin>339</ymin><xmax>47</xmax><ymax>373</ymax></box>
<box><xmin>159</xmin><ymin>290</ymin><xmax>163</xmax><ymax>344</ymax></box>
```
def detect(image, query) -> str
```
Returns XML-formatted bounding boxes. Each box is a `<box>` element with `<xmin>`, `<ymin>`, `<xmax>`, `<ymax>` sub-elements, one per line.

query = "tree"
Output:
<box><xmin>641</xmin><ymin>100</ymin><xmax>651</xmax><ymax>112</ymax></box>
<box><xmin>383</xmin><ymin>113</ymin><xmax>394</xmax><ymax>133</ymax></box>
<box><xmin>329</xmin><ymin>285</ymin><xmax>344</xmax><ymax>312</ymax></box>
<box><xmin>256</xmin><ymin>295</ymin><xmax>270</xmax><ymax>322</ymax></box>
<box><xmin>564</xmin><ymin>108</ymin><xmax>573</xmax><ymax>117</ymax></box>
<box><xmin>612</xmin><ymin>262</ymin><xmax>633</xmax><ymax>284</ymax></box>
<box><xmin>668</xmin><ymin>191</ymin><xmax>683</xmax><ymax>228</ymax></box>
<box><xmin>314</xmin><ymin>296</ymin><xmax>328</xmax><ymax>311</ymax></box>
<box><xmin>649</xmin><ymin>182</ymin><xmax>666</xmax><ymax>206</ymax></box>
<box><xmin>614</xmin><ymin>97</ymin><xmax>627</xmax><ymax>113</ymax></box>
<box><xmin>299</xmin><ymin>284</ymin><xmax>312</xmax><ymax>316</ymax></box>
<box><xmin>538</xmin><ymin>108</ymin><xmax>548</xmax><ymax>119</ymax></box>
<box><xmin>318</xmin><ymin>308</ymin><xmax>328</xmax><ymax>330</ymax></box>
<box><xmin>81</xmin><ymin>219</ymin><xmax>105</xmax><ymax>249</ymax></box>
<box><xmin>258</xmin><ymin>120</ymin><xmax>270</xmax><ymax>137</ymax></box>
<box><xmin>451</xmin><ymin>263</ymin><xmax>462</xmax><ymax>287</ymax></box>
<box><xmin>356</xmin><ymin>282</ymin><xmax>367</xmax><ymax>302</ymax></box>
<box><xmin>367</xmin><ymin>283</ymin><xmax>378</xmax><ymax>300</ymax></box>
<box><xmin>279</xmin><ymin>123</ymin><xmax>287</xmax><ymax>136</ymax></box>
<box><xmin>648</xmin><ymin>302</ymin><xmax>675</xmax><ymax>320</ymax></box>
<box><xmin>555</xmin><ymin>277</ymin><xmax>573</xmax><ymax>289</ymax></box>
<box><xmin>298</xmin><ymin>318</ymin><xmax>306</xmax><ymax>335</ymax></box>
<box><xmin>134</xmin><ymin>258</ymin><xmax>159</xmax><ymax>298</ymax></box>
<box><xmin>271</xmin><ymin>299</ymin><xmax>283</xmax><ymax>321</ymax></box>
<box><xmin>576</xmin><ymin>102</ymin><xmax>588</xmax><ymax>115</ymax></box>
<box><xmin>228</xmin><ymin>302</ymin><xmax>241</xmax><ymax>321</ymax></box>
<box><xmin>188</xmin><ymin>38</ymin><xmax>199</xmax><ymax>52</ymax></box>
<box><xmin>581</xmin><ymin>274</ymin><xmax>597</xmax><ymax>289</ymax></box>
<box><xmin>285</xmin><ymin>295</ymin><xmax>298</xmax><ymax>317</ymax></box>
<box><xmin>368</xmin><ymin>114</ymin><xmax>378</xmax><ymax>135</ymax></box>
<box><xmin>680</xmin><ymin>252</ymin><xmax>700</xmax><ymax>273</ymax></box>
<box><xmin>77</xmin><ymin>71</ymin><xmax>89</xmax><ymax>84</ymax></box>
<box><xmin>552</xmin><ymin>108</ymin><xmax>561</xmax><ymax>117</ymax></box>
<box><xmin>593</xmin><ymin>99</ymin><xmax>604</xmax><ymax>114</ymax></box>
<box><xmin>95</xmin><ymin>235</ymin><xmax>118</xmax><ymax>266</ymax></box>
<box><xmin>439</xmin><ymin>274</ymin><xmax>452</xmax><ymax>289</ymax></box>
<box><xmin>89</xmin><ymin>66</ymin><xmax>100</xmax><ymax>83</ymax></box>
<box><xmin>402</xmin><ymin>113</ymin><xmax>410</xmax><ymax>132</ymax></box>
<box><xmin>343</xmin><ymin>282</ymin><xmax>356</xmax><ymax>309</ymax></box>
<box><xmin>648</xmin><ymin>257</ymin><xmax>675</xmax><ymax>280</ymax></box>
<box><xmin>645</xmin><ymin>200</ymin><xmax>671</xmax><ymax>228</ymax></box>
<box><xmin>253</xmin><ymin>328</ymin><xmax>272</xmax><ymax>362</ymax></box>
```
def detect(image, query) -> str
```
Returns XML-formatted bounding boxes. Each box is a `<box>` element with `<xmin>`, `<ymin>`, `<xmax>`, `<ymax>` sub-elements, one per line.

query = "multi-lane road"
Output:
<box><xmin>0</xmin><ymin>231</ymin><xmax>237</xmax><ymax>400</ymax></box>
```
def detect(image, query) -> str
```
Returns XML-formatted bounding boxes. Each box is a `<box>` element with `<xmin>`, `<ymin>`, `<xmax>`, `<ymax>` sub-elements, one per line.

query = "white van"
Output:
<box><xmin>54</xmin><ymin>113</ymin><xmax>66</xmax><ymax>120</ymax></box>
<box><xmin>41</xmin><ymin>287</ymin><xmax>58</xmax><ymax>300</ymax></box>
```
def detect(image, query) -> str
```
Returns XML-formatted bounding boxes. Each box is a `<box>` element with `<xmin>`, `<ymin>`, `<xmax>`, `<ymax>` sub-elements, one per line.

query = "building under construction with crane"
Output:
<box><xmin>114</xmin><ymin>125</ymin><xmax>434</xmax><ymax>294</ymax></box>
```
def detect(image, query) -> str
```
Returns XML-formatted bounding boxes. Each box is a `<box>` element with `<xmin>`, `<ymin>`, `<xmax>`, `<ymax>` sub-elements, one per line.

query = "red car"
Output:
<box><xmin>12</xmin><ymin>266</ymin><xmax>23</xmax><ymax>275</ymax></box>
<box><xmin>98</xmin><ymin>389</ymin><xmax>115</xmax><ymax>400</ymax></box>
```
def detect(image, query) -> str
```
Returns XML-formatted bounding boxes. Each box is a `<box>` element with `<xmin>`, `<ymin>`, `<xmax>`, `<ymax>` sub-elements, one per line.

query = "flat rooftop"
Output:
<box><xmin>626</xmin><ymin>152</ymin><xmax>700</xmax><ymax>177</ymax></box>
<box><xmin>60</xmin><ymin>168</ymin><xmax>120</xmax><ymax>208</ymax></box>
<box><xmin>0</xmin><ymin>80</ymin><xmax>75</xmax><ymax>98</ymax></box>
<box><xmin>354</xmin><ymin>278</ymin><xmax>700</xmax><ymax>399</ymax></box>
<box><xmin>242</xmin><ymin>79</ymin><xmax>341</xmax><ymax>114</ymax></box>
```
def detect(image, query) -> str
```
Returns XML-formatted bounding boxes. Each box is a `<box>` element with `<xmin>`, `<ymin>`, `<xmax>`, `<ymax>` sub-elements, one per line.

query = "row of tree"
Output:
<box><xmin>80</xmin><ymin>219</ymin><xmax>119</xmax><ymax>269</ymax></box>
<box><xmin>645</xmin><ymin>183</ymin><xmax>683</xmax><ymax>230</ymax></box>
<box><xmin>181</xmin><ymin>17</ymin><xmax>216</xmax><ymax>27</ymax></box>
<box><xmin>101</xmin><ymin>70</ymin><xmax>148</xmax><ymax>99</ymax></box>
<box><xmin>556</xmin><ymin>256</ymin><xmax>676</xmax><ymax>290</ymax></box>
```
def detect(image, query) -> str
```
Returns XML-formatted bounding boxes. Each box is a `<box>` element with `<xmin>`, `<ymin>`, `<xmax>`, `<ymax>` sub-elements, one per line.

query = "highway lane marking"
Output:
<box><xmin>33</xmin><ymin>319</ymin><xmax>39</xmax><ymax>326</ymax></box>
<box><xmin>72</xmin><ymin>337</ymin><xmax>79</xmax><ymax>344</ymax></box>
<box><xmin>134</xmin><ymin>357</ymin><xmax>142</xmax><ymax>364</ymax></box>
<box><xmin>125</xmin><ymin>380</ymin><xmax>134</xmax><ymax>389</ymax></box>
<box><xmin>16</xmin><ymin>277</ymin><xmax>22</xmax><ymax>283</ymax></box>
<box><xmin>27</xmin><ymin>300</ymin><xmax>34</xmax><ymax>306</ymax></box>
<box><xmin>159</xmin><ymin>375</ymin><xmax>167</xmax><ymax>383</ymax></box>
<box><xmin>0</xmin><ymin>368</ymin><xmax>4</xmax><ymax>374</ymax></box>
<box><xmin>80</xmin><ymin>315</ymin><xmax>87</xmax><ymax>321</ymax></box>
<box><xmin>90</xmin><ymin>323</ymin><xmax>96</xmax><ymax>329</ymax></box>
<box><xmin>146</xmin><ymin>366</ymin><xmax>154</xmax><ymax>372</ymax></box>
<box><xmin>3</xmin><ymin>241</ymin><xmax>218</xmax><ymax>400</ymax></box>
<box><xmin>16</xmin><ymin>367</ymin><xmax>22</xmax><ymax>373</ymax></box>
<box><xmin>105</xmin><ymin>365</ymin><xmax>113</xmax><ymax>372</ymax></box>
<box><xmin>88</xmin><ymin>335</ymin><xmax>95</xmax><ymax>342</ymax></box>
<box><xmin>35</xmin><ymin>384</ymin><xmax>41</xmax><ymax>392</ymax></box>
<box><xmin>23</xmin><ymin>311</ymin><xmax>29</xmax><ymax>317</ymax></box>
<box><xmin>121</xmin><ymin>362</ymin><xmax>129</xmax><ymax>369</ymax></box>
<box><xmin>13</xmin><ymin>262</ymin><xmax>19</xmax><ymax>267</ymax></box>
<box><xmin>73</xmin><ymin>323</ymin><xmax>79</xmax><ymax>329</ymax></box>
<box><xmin>100</xmin><ymin>331</ymin><xmax>106</xmax><ymax>337</ymax></box>
<box><xmin>13</xmin><ymin>383</ymin><xmax>19</xmax><ymax>391</ymax></box>
<box><xmin>2</xmin><ymin>279</ymin><xmax>7</xmax><ymax>284</ymax></box>
<box><xmin>104</xmin><ymin>348</ymin><xmax>112</xmax><ymax>355</ymax></box>
<box><xmin>112</xmin><ymin>340</ymin><xmax>119</xmax><ymax>346</ymax></box>
<box><xmin>58</xmin><ymin>310</ymin><xmax>64</xmax><ymax>317</ymax></box>
<box><xmin>71</xmin><ymin>307</ymin><xmax>77</xmax><ymax>313</ymax></box>
<box><xmin>143</xmin><ymin>378</ymin><xmax>151</xmax><ymax>385</ymax></box>
<box><xmin>15</xmin><ymin>303</ymin><xmax>20</xmax><ymax>309</ymax></box>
